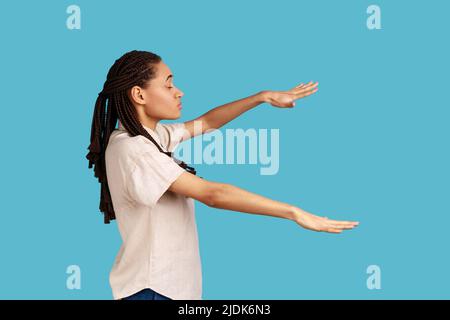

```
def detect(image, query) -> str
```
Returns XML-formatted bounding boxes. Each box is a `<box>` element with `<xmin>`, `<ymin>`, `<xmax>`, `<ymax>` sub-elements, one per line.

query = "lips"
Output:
<box><xmin>177</xmin><ymin>103</ymin><xmax>182</xmax><ymax>110</ymax></box>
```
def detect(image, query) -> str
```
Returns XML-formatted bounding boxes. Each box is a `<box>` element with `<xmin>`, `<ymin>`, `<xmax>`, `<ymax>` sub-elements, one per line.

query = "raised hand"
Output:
<box><xmin>263</xmin><ymin>81</ymin><xmax>319</xmax><ymax>108</ymax></box>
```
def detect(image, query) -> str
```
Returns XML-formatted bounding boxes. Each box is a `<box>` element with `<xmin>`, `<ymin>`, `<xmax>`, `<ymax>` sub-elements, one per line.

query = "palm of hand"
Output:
<box><xmin>267</xmin><ymin>81</ymin><xmax>319</xmax><ymax>108</ymax></box>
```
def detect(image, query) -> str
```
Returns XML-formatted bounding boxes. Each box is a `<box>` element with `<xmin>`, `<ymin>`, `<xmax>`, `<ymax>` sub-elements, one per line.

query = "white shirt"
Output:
<box><xmin>105</xmin><ymin>120</ymin><xmax>202</xmax><ymax>300</ymax></box>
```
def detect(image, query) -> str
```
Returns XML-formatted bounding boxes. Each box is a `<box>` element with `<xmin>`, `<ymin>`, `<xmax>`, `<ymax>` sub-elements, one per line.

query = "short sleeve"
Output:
<box><xmin>159</xmin><ymin>123</ymin><xmax>191</xmax><ymax>152</ymax></box>
<box><xmin>126</xmin><ymin>148</ymin><xmax>186</xmax><ymax>208</ymax></box>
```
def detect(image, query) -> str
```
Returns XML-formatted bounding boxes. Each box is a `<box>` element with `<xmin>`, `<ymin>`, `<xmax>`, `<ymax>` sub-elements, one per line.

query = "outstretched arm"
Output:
<box><xmin>169</xmin><ymin>171</ymin><xmax>359</xmax><ymax>234</ymax></box>
<box><xmin>183</xmin><ymin>81</ymin><xmax>319</xmax><ymax>139</ymax></box>
<box><xmin>183</xmin><ymin>91</ymin><xmax>264</xmax><ymax>138</ymax></box>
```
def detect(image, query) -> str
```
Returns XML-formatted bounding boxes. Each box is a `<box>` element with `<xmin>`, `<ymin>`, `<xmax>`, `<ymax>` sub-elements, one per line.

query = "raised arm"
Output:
<box><xmin>183</xmin><ymin>91</ymin><xmax>265</xmax><ymax>139</ymax></box>
<box><xmin>168</xmin><ymin>172</ymin><xmax>359</xmax><ymax>234</ymax></box>
<box><xmin>183</xmin><ymin>81</ymin><xmax>319</xmax><ymax>139</ymax></box>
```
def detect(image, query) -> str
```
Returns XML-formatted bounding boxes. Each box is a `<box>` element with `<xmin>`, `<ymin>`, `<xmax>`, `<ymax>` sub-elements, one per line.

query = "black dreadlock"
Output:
<box><xmin>86</xmin><ymin>50</ymin><xmax>197</xmax><ymax>224</ymax></box>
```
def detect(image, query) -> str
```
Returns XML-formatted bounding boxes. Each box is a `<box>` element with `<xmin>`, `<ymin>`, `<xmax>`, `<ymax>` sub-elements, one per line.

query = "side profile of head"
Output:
<box><xmin>126</xmin><ymin>56</ymin><xmax>184</xmax><ymax>125</ymax></box>
<box><xmin>86</xmin><ymin>50</ymin><xmax>194</xmax><ymax>224</ymax></box>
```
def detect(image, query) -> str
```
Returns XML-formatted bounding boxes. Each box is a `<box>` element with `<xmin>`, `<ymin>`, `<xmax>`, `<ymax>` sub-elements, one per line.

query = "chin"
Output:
<box><xmin>165</xmin><ymin>113</ymin><xmax>181</xmax><ymax>120</ymax></box>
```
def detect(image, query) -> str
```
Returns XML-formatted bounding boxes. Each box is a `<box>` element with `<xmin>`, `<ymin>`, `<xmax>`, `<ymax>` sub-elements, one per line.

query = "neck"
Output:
<box><xmin>139</xmin><ymin>117</ymin><xmax>159</xmax><ymax>131</ymax></box>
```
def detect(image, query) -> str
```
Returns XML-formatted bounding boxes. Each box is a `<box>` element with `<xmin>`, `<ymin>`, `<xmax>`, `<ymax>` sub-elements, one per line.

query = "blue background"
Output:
<box><xmin>0</xmin><ymin>0</ymin><xmax>448</xmax><ymax>299</ymax></box>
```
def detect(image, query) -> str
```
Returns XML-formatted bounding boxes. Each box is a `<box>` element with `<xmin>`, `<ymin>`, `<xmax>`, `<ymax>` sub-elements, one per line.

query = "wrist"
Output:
<box><xmin>258</xmin><ymin>90</ymin><xmax>271</xmax><ymax>104</ymax></box>
<box><xmin>288</xmin><ymin>206</ymin><xmax>299</xmax><ymax>221</ymax></box>
<box><xmin>288</xmin><ymin>205</ymin><xmax>303</xmax><ymax>221</ymax></box>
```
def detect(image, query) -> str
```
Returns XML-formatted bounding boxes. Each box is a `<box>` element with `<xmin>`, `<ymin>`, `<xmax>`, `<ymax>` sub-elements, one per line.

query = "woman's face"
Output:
<box><xmin>128</xmin><ymin>60</ymin><xmax>184</xmax><ymax>122</ymax></box>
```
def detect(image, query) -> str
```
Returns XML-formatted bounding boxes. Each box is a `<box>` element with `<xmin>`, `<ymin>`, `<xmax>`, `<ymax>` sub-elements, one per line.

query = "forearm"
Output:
<box><xmin>202</xmin><ymin>91</ymin><xmax>268</xmax><ymax>130</ymax></box>
<box><xmin>210</xmin><ymin>183</ymin><xmax>297</xmax><ymax>221</ymax></box>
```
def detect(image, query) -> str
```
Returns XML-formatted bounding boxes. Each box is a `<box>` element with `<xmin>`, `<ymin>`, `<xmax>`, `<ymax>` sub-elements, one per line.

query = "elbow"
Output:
<box><xmin>205</xmin><ymin>183</ymin><xmax>230</xmax><ymax>208</ymax></box>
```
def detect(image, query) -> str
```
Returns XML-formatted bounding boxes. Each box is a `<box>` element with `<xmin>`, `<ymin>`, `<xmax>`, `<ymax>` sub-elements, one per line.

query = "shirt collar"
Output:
<box><xmin>118</xmin><ymin>119</ymin><xmax>156</xmax><ymax>133</ymax></box>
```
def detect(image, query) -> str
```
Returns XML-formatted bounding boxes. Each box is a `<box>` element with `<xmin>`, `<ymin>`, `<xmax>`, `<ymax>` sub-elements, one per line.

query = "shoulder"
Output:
<box><xmin>157</xmin><ymin>122</ymin><xmax>185</xmax><ymax>132</ymax></box>
<box><xmin>156</xmin><ymin>122</ymin><xmax>190</xmax><ymax>152</ymax></box>
<box><xmin>106</xmin><ymin>129</ymin><xmax>160</xmax><ymax>162</ymax></box>
<box><xmin>156</xmin><ymin>122</ymin><xmax>184</xmax><ymax>139</ymax></box>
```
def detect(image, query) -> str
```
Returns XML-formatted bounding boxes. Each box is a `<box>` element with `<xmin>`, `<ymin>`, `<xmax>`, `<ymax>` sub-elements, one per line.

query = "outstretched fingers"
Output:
<box><xmin>326</xmin><ymin>228</ymin><xmax>344</xmax><ymax>234</ymax></box>
<box><xmin>332</xmin><ymin>223</ymin><xmax>359</xmax><ymax>230</ymax></box>
<box><xmin>290</xmin><ymin>81</ymin><xmax>312</xmax><ymax>91</ymax></box>
<box><xmin>291</xmin><ymin>82</ymin><xmax>318</xmax><ymax>99</ymax></box>
<box><xmin>321</xmin><ymin>218</ymin><xmax>359</xmax><ymax>233</ymax></box>
<box><xmin>293</xmin><ymin>81</ymin><xmax>317</xmax><ymax>91</ymax></box>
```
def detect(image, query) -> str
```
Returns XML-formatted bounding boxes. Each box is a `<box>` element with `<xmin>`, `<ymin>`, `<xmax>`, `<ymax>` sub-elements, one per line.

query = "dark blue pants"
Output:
<box><xmin>122</xmin><ymin>288</ymin><xmax>172</xmax><ymax>300</ymax></box>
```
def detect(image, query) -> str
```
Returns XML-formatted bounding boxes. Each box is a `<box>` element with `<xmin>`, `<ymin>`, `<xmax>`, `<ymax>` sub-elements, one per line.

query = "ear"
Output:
<box><xmin>129</xmin><ymin>86</ymin><xmax>146</xmax><ymax>105</ymax></box>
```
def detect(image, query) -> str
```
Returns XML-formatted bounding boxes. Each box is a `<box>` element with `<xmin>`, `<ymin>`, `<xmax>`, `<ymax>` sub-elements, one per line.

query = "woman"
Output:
<box><xmin>86</xmin><ymin>50</ymin><xmax>359</xmax><ymax>300</ymax></box>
